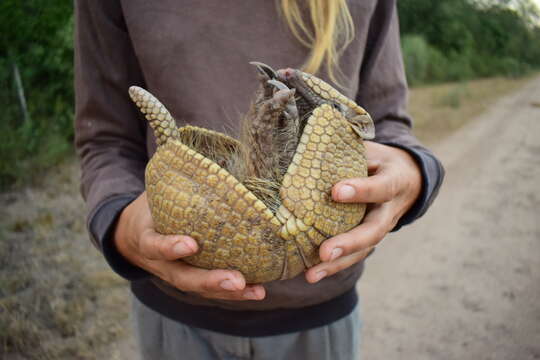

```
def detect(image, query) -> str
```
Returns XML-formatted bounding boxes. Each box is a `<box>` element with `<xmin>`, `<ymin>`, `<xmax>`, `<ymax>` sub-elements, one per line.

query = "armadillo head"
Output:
<box><xmin>249</xmin><ymin>62</ymin><xmax>375</xmax><ymax>140</ymax></box>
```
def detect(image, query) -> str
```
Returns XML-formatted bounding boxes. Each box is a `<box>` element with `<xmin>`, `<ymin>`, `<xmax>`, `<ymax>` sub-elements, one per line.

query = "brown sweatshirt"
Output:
<box><xmin>75</xmin><ymin>0</ymin><xmax>444</xmax><ymax>336</ymax></box>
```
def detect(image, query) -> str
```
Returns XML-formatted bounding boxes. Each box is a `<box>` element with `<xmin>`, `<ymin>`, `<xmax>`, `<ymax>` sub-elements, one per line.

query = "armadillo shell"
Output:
<box><xmin>146</xmin><ymin>104</ymin><xmax>367</xmax><ymax>283</ymax></box>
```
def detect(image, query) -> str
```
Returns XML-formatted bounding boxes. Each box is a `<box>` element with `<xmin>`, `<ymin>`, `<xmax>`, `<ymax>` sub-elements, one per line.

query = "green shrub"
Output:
<box><xmin>495</xmin><ymin>57</ymin><xmax>530</xmax><ymax>78</ymax></box>
<box><xmin>445</xmin><ymin>51</ymin><xmax>474</xmax><ymax>82</ymax></box>
<box><xmin>425</xmin><ymin>46</ymin><xmax>449</xmax><ymax>83</ymax></box>
<box><xmin>401</xmin><ymin>34</ymin><xmax>476</xmax><ymax>85</ymax></box>
<box><xmin>0</xmin><ymin>2</ymin><xmax>74</xmax><ymax>189</ymax></box>
<box><xmin>402</xmin><ymin>35</ymin><xmax>431</xmax><ymax>86</ymax></box>
<box><xmin>399</xmin><ymin>0</ymin><xmax>540</xmax><ymax>86</ymax></box>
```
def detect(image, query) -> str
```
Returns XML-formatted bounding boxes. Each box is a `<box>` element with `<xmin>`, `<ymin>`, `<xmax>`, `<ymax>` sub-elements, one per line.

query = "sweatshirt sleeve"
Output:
<box><xmin>355</xmin><ymin>0</ymin><xmax>445</xmax><ymax>231</ymax></box>
<box><xmin>74</xmin><ymin>0</ymin><xmax>150</xmax><ymax>279</ymax></box>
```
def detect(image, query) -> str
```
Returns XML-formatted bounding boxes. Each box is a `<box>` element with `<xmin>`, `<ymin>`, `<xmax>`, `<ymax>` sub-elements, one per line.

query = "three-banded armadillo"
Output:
<box><xmin>128</xmin><ymin>62</ymin><xmax>375</xmax><ymax>283</ymax></box>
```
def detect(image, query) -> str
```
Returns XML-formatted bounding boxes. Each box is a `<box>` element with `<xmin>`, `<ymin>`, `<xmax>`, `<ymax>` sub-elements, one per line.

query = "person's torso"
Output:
<box><xmin>121</xmin><ymin>0</ymin><xmax>377</xmax><ymax>310</ymax></box>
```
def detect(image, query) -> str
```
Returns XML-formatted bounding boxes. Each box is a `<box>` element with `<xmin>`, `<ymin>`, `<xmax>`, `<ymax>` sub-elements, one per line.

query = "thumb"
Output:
<box><xmin>138</xmin><ymin>231</ymin><xmax>199</xmax><ymax>261</ymax></box>
<box><xmin>332</xmin><ymin>172</ymin><xmax>394</xmax><ymax>204</ymax></box>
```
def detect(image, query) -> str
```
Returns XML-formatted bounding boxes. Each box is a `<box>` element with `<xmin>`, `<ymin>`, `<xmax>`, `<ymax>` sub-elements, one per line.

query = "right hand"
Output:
<box><xmin>114</xmin><ymin>192</ymin><xmax>266</xmax><ymax>301</ymax></box>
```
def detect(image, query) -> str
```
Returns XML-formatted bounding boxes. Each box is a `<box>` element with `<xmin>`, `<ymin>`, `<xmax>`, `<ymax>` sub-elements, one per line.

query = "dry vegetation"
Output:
<box><xmin>0</xmin><ymin>75</ymin><xmax>535</xmax><ymax>359</ymax></box>
<box><xmin>409</xmin><ymin>76</ymin><xmax>533</xmax><ymax>144</ymax></box>
<box><xmin>0</xmin><ymin>162</ymin><xmax>132</xmax><ymax>360</ymax></box>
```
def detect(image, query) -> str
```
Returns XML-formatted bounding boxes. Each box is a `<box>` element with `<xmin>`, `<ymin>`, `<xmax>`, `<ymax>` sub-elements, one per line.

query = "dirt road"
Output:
<box><xmin>358</xmin><ymin>76</ymin><xmax>540</xmax><ymax>359</ymax></box>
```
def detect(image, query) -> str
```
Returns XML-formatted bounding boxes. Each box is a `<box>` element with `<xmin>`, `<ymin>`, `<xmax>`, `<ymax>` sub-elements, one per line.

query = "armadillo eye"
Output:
<box><xmin>339</xmin><ymin>103</ymin><xmax>347</xmax><ymax>112</ymax></box>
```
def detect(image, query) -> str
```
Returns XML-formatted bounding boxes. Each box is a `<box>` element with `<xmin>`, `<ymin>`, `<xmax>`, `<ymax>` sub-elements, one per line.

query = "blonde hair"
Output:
<box><xmin>279</xmin><ymin>0</ymin><xmax>354</xmax><ymax>83</ymax></box>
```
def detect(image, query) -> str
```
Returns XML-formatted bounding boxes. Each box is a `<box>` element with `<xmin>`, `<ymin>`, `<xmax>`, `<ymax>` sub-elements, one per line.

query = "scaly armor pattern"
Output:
<box><xmin>128</xmin><ymin>62</ymin><xmax>375</xmax><ymax>283</ymax></box>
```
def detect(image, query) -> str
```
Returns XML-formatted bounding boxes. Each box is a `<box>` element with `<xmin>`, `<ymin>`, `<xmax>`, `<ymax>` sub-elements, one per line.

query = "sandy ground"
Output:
<box><xmin>359</xmin><ymin>76</ymin><xmax>540</xmax><ymax>359</ymax></box>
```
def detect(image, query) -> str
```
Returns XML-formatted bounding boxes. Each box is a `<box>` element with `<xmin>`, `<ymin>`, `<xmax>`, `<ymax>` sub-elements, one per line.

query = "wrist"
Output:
<box><xmin>394</xmin><ymin>147</ymin><xmax>422</xmax><ymax>212</ymax></box>
<box><xmin>113</xmin><ymin>200</ymin><xmax>142</xmax><ymax>267</ymax></box>
<box><xmin>113</xmin><ymin>205</ymin><xmax>131</xmax><ymax>259</ymax></box>
<box><xmin>376</xmin><ymin>142</ymin><xmax>444</xmax><ymax>231</ymax></box>
<box><xmin>88</xmin><ymin>194</ymin><xmax>151</xmax><ymax>280</ymax></box>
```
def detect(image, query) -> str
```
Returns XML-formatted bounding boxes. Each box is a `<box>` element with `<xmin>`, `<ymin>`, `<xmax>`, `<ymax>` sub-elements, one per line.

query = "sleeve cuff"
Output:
<box><xmin>88</xmin><ymin>194</ymin><xmax>152</xmax><ymax>281</ymax></box>
<box><xmin>379</xmin><ymin>142</ymin><xmax>445</xmax><ymax>232</ymax></box>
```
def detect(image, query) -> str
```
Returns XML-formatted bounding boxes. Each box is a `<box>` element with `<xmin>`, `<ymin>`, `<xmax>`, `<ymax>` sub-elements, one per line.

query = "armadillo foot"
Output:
<box><xmin>267</xmin><ymin>80</ymin><xmax>298</xmax><ymax>121</ymax></box>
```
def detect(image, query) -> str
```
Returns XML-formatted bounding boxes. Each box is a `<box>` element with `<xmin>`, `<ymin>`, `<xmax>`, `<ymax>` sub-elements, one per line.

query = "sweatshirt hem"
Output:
<box><xmin>131</xmin><ymin>280</ymin><xmax>358</xmax><ymax>337</ymax></box>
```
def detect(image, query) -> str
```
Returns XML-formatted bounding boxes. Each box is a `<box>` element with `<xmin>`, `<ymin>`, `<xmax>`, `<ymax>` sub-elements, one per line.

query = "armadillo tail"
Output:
<box><xmin>128</xmin><ymin>86</ymin><xmax>179</xmax><ymax>146</ymax></box>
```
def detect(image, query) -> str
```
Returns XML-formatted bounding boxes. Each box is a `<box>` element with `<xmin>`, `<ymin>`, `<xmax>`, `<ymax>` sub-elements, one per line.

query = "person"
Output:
<box><xmin>74</xmin><ymin>0</ymin><xmax>444</xmax><ymax>359</ymax></box>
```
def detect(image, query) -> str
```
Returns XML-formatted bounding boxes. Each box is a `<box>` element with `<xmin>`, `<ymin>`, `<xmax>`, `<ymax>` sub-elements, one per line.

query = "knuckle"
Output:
<box><xmin>226</xmin><ymin>293</ymin><xmax>248</xmax><ymax>301</ymax></box>
<box><xmin>362</xmin><ymin>182</ymin><xmax>374</xmax><ymax>200</ymax></box>
<box><xmin>145</xmin><ymin>236</ymin><xmax>162</xmax><ymax>260</ymax></box>
<box><xmin>389</xmin><ymin>214</ymin><xmax>400</xmax><ymax>230</ymax></box>
<box><xmin>342</xmin><ymin>229</ymin><xmax>365</xmax><ymax>251</ymax></box>
<box><xmin>341</xmin><ymin>238</ymin><xmax>360</xmax><ymax>255</ymax></box>
<box><xmin>137</xmin><ymin>234</ymin><xmax>153</xmax><ymax>258</ymax></box>
<box><xmin>321</xmin><ymin>237</ymin><xmax>338</xmax><ymax>253</ymax></box>
<box><xmin>170</xmin><ymin>273</ymin><xmax>188</xmax><ymax>292</ymax></box>
<box><xmin>363</xmin><ymin>222</ymin><xmax>385</xmax><ymax>247</ymax></box>
<box><xmin>382</xmin><ymin>181</ymin><xmax>396</xmax><ymax>202</ymax></box>
<box><xmin>326</xmin><ymin>262</ymin><xmax>346</xmax><ymax>276</ymax></box>
<box><xmin>142</xmin><ymin>233</ymin><xmax>173</xmax><ymax>260</ymax></box>
<box><xmin>380</xmin><ymin>207</ymin><xmax>397</xmax><ymax>233</ymax></box>
<box><xmin>156</xmin><ymin>238</ymin><xmax>172</xmax><ymax>259</ymax></box>
<box><xmin>200</xmin><ymin>276</ymin><xmax>217</xmax><ymax>293</ymax></box>
<box><xmin>389</xmin><ymin>178</ymin><xmax>400</xmax><ymax>199</ymax></box>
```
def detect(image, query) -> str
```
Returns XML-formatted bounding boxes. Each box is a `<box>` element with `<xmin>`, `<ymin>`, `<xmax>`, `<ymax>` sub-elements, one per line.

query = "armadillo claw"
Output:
<box><xmin>249</xmin><ymin>61</ymin><xmax>278</xmax><ymax>80</ymax></box>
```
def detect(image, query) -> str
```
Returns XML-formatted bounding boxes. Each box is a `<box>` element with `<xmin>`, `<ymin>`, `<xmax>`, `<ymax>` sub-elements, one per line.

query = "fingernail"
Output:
<box><xmin>330</xmin><ymin>247</ymin><xmax>343</xmax><ymax>261</ymax></box>
<box><xmin>220</xmin><ymin>279</ymin><xmax>236</xmax><ymax>291</ymax></box>
<box><xmin>243</xmin><ymin>290</ymin><xmax>259</xmax><ymax>300</ymax></box>
<box><xmin>313</xmin><ymin>270</ymin><xmax>327</xmax><ymax>282</ymax></box>
<box><xmin>338</xmin><ymin>185</ymin><xmax>356</xmax><ymax>200</ymax></box>
<box><xmin>173</xmin><ymin>242</ymin><xmax>192</xmax><ymax>257</ymax></box>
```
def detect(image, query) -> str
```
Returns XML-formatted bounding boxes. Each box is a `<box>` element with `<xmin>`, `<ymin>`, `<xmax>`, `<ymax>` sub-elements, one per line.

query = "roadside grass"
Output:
<box><xmin>0</xmin><ymin>74</ymin><xmax>536</xmax><ymax>359</ymax></box>
<box><xmin>409</xmin><ymin>75</ymin><xmax>535</xmax><ymax>144</ymax></box>
<box><xmin>0</xmin><ymin>161</ymin><xmax>131</xmax><ymax>360</ymax></box>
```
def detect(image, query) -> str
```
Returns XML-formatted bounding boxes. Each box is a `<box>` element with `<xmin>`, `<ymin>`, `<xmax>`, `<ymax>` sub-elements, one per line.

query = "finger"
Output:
<box><xmin>138</xmin><ymin>231</ymin><xmax>199</xmax><ymax>261</ymax></box>
<box><xmin>305</xmin><ymin>246</ymin><xmax>375</xmax><ymax>283</ymax></box>
<box><xmin>146</xmin><ymin>258</ymin><xmax>266</xmax><ymax>301</ymax></box>
<box><xmin>332</xmin><ymin>171</ymin><xmax>396</xmax><ymax>203</ymax></box>
<box><xmin>318</xmin><ymin>204</ymin><xmax>393</xmax><ymax>262</ymax></box>
<box><xmin>200</xmin><ymin>284</ymin><xmax>267</xmax><ymax>301</ymax></box>
<box><xmin>169</xmin><ymin>262</ymin><xmax>245</xmax><ymax>292</ymax></box>
<box><xmin>239</xmin><ymin>284</ymin><xmax>266</xmax><ymax>300</ymax></box>
<box><xmin>167</xmin><ymin>262</ymin><xmax>266</xmax><ymax>301</ymax></box>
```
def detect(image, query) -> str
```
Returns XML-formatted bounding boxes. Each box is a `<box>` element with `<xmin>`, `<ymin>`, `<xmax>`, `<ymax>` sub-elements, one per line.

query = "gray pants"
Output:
<box><xmin>132</xmin><ymin>296</ymin><xmax>361</xmax><ymax>360</ymax></box>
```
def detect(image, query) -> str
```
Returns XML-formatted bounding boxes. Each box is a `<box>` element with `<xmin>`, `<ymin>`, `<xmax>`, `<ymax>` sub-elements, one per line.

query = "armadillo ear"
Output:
<box><xmin>350</xmin><ymin>112</ymin><xmax>375</xmax><ymax>140</ymax></box>
<box><xmin>280</xmin><ymin>104</ymin><xmax>368</xmax><ymax>237</ymax></box>
<box><xmin>128</xmin><ymin>86</ymin><xmax>179</xmax><ymax>146</ymax></box>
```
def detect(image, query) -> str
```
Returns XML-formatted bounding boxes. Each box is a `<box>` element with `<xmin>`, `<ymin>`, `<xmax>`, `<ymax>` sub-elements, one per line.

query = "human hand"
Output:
<box><xmin>305</xmin><ymin>141</ymin><xmax>422</xmax><ymax>283</ymax></box>
<box><xmin>114</xmin><ymin>192</ymin><xmax>265</xmax><ymax>300</ymax></box>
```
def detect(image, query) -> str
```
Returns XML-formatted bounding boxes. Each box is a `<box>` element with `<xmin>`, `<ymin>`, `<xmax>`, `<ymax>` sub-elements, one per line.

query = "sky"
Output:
<box><xmin>506</xmin><ymin>0</ymin><xmax>540</xmax><ymax>10</ymax></box>
<box><xmin>525</xmin><ymin>0</ymin><xmax>540</xmax><ymax>10</ymax></box>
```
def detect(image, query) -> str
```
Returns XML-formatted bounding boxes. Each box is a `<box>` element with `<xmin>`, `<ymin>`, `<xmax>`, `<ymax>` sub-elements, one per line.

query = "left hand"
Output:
<box><xmin>305</xmin><ymin>141</ymin><xmax>422</xmax><ymax>283</ymax></box>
